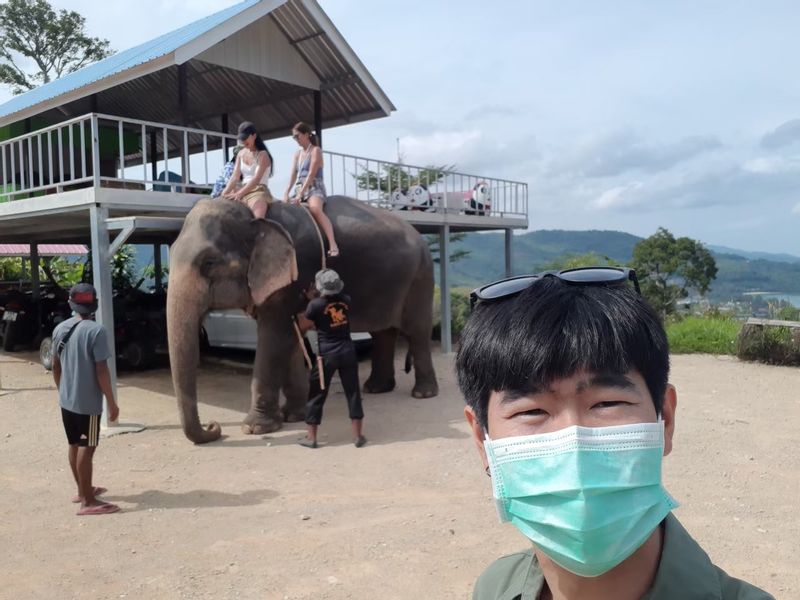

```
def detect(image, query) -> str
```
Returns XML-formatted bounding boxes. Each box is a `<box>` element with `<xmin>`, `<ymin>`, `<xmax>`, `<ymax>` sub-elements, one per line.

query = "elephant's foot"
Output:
<box><xmin>363</xmin><ymin>375</ymin><xmax>396</xmax><ymax>394</ymax></box>
<box><xmin>242</xmin><ymin>412</ymin><xmax>283</xmax><ymax>435</ymax></box>
<box><xmin>412</xmin><ymin>380</ymin><xmax>439</xmax><ymax>399</ymax></box>
<box><xmin>282</xmin><ymin>406</ymin><xmax>306</xmax><ymax>423</ymax></box>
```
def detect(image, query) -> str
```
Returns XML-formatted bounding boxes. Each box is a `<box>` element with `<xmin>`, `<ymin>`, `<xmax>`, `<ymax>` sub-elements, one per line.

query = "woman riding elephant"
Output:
<box><xmin>167</xmin><ymin>196</ymin><xmax>438</xmax><ymax>443</ymax></box>
<box><xmin>221</xmin><ymin>122</ymin><xmax>274</xmax><ymax>219</ymax></box>
<box><xmin>283</xmin><ymin>122</ymin><xmax>339</xmax><ymax>257</ymax></box>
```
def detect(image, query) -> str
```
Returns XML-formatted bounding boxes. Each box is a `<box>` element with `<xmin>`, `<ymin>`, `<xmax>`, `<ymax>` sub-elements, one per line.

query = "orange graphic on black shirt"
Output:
<box><xmin>325</xmin><ymin>303</ymin><xmax>348</xmax><ymax>327</ymax></box>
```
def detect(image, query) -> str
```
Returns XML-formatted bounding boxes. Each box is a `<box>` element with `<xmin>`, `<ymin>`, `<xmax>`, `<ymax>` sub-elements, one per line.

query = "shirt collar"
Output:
<box><xmin>500</xmin><ymin>514</ymin><xmax>722</xmax><ymax>600</ymax></box>
<box><xmin>642</xmin><ymin>513</ymin><xmax>722</xmax><ymax>600</ymax></box>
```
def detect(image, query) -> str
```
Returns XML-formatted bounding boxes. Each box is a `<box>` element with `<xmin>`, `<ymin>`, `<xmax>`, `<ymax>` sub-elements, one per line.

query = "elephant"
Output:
<box><xmin>166</xmin><ymin>196</ymin><xmax>439</xmax><ymax>443</ymax></box>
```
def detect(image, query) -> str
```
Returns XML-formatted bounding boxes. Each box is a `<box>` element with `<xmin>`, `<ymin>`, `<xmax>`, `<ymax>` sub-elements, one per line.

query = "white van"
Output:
<box><xmin>202</xmin><ymin>309</ymin><xmax>372</xmax><ymax>354</ymax></box>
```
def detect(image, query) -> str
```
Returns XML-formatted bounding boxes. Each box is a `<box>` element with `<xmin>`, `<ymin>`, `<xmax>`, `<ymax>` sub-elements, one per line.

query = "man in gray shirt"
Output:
<box><xmin>52</xmin><ymin>283</ymin><xmax>120</xmax><ymax>516</ymax></box>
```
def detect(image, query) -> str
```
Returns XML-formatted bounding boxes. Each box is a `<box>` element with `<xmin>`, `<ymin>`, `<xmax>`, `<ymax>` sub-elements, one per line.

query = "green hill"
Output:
<box><xmin>443</xmin><ymin>230</ymin><xmax>800</xmax><ymax>303</ymax></box>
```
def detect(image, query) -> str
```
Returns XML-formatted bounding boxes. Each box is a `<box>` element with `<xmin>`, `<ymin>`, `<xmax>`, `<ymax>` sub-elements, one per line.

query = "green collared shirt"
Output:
<box><xmin>473</xmin><ymin>514</ymin><xmax>775</xmax><ymax>600</ymax></box>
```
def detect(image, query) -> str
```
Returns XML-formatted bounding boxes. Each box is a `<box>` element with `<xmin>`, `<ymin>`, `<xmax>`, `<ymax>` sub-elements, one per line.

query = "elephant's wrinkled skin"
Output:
<box><xmin>167</xmin><ymin>197</ymin><xmax>438</xmax><ymax>443</ymax></box>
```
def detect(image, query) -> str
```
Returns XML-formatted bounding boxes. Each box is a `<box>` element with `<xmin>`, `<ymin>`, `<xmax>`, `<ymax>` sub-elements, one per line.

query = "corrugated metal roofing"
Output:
<box><xmin>0</xmin><ymin>0</ymin><xmax>394</xmax><ymax>133</ymax></box>
<box><xmin>0</xmin><ymin>0</ymin><xmax>262</xmax><ymax>122</ymax></box>
<box><xmin>0</xmin><ymin>244</ymin><xmax>88</xmax><ymax>256</ymax></box>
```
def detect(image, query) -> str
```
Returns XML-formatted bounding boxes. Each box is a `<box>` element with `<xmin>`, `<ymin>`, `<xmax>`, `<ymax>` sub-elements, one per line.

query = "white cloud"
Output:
<box><xmin>742</xmin><ymin>155</ymin><xmax>800</xmax><ymax>174</ymax></box>
<box><xmin>793</xmin><ymin>203</ymin><xmax>800</xmax><ymax>215</ymax></box>
<box><xmin>592</xmin><ymin>182</ymin><xmax>645</xmax><ymax>209</ymax></box>
<box><xmin>761</xmin><ymin>119</ymin><xmax>800</xmax><ymax>149</ymax></box>
<box><xmin>398</xmin><ymin>129</ymin><xmax>539</xmax><ymax>180</ymax></box>
<box><xmin>550</xmin><ymin>130</ymin><xmax>722</xmax><ymax>178</ymax></box>
<box><xmin>400</xmin><ymin>130</ymin><xmax>483</xmax><ymax>167</ymax></box>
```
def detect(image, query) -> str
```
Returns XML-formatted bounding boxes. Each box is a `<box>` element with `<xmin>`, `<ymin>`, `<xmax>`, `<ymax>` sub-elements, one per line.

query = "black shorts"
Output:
<box><xmin>61</xmin><ymin>408</ymin><xmax>101</xmax><ymax>447</ymax></box>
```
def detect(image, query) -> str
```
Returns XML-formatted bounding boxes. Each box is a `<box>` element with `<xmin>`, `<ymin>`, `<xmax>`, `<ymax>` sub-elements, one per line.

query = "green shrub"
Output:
<box><xmin>666</xmin><ymin>316</ymin><xmax>741</xmax><ymax>355</ymax></box>
<box><xmin>432</xmin><ymin>287</ymin><xmax>471</xmax><ymax>339</ymax></box>
<box><xmin>737</xmin><ymin>323</ymin><xmax>800</xmax><ymax>365</ymax></box>
<box><xmin>775</xmin><ymin>305</ymin><xmax>800</xmax><ymax>321</ymax></box>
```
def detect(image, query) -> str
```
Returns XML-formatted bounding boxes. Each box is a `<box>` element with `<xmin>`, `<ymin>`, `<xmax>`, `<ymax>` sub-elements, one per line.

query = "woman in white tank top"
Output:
<box><xmin>221</xmin><ymin>121</ymin><xmax>274</xmax><ymax>219</ymax></box>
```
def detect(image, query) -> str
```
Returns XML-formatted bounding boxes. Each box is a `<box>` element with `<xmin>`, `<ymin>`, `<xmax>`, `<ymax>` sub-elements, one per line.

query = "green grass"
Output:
<box><xmin>666</xmin><ymin>316</ymin><xmax>742</xmax><ymax>355</ymax></box>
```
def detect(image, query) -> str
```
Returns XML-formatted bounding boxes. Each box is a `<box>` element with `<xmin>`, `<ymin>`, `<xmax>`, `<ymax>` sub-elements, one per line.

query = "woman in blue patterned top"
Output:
<box><xmin>283</xmin><ymin>122</ymin><xmax>339</xmax><ymax>257</ymax></box>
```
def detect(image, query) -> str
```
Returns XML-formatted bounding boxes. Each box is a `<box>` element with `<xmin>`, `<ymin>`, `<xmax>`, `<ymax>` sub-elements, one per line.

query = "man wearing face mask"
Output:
<box><xmin>456</xmin><ymin>267</ymin><xmax>773</xmax><ymax>600</ymax></box>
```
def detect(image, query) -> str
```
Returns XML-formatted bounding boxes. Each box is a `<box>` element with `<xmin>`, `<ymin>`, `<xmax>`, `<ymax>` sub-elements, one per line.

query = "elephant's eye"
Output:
<box><xmin>199</xmin><ymin>256</ymin><xmax>221</xmax><ymax>273</ymax></box>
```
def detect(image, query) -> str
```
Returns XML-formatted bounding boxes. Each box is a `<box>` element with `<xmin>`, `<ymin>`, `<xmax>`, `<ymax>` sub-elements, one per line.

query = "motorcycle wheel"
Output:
<box><xmin>40</xmin><ymin>337</ymin><xmax>54</xmax><ymax>371</ymax></box>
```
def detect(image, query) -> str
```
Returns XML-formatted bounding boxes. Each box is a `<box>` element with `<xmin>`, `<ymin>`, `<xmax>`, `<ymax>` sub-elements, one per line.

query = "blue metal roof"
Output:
<box><xmin>0</xmin><ymin>0</ymin><xmax>261</xmax><ymax>121</ymax></box>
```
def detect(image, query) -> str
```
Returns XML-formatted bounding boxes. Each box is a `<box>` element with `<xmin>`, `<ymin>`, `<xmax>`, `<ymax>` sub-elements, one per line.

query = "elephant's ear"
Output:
<box><xmin>248</xmin><ymin>219</ymin><xmax>298</xmax><ymax>305</ymax></box>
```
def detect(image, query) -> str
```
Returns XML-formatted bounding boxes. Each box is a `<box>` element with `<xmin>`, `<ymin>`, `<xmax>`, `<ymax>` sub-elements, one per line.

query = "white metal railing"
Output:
<box><xmin>0</xmin><ymin>113</ymin><xmax>236</xmax><ymax>202</ymax></box>
<box><xmin>321</xmin><ymin>150</ymin><xmax>527</xmax><ymax>219</ymax></box>
<box><xmin>0</xmin><ymin>113</ymin><xmax>95</xmax><ymax>201</ymax></box>
<box><xmin>1</xmin><ymin>112</ymin><xmax>528</xmax><ymax>222</ymax></box>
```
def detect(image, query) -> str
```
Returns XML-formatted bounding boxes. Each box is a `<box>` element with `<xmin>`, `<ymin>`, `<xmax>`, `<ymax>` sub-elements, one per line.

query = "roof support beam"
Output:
<box><xmin>314</xmin><ymin>90</ymin><xmax>322</xmax><ymax>147</ymax></box>
<box><xmin>108</xmin><ymin>221</ymin><xmax>135</xmax><ymax>256</ymax></box>
<box><xmin>187</xmin><ymin>86</ymin><xmax>315</xmax><ymax>126</ymax></box>
<box><xmin>178</xmin><ymin>64</ymin><xmax>188</xmax><ymax>126</ymax></box>
<box><xmin>290</xmin><ymin>30</ymin><xmax>325</xmax><ymax>45</ymax></box>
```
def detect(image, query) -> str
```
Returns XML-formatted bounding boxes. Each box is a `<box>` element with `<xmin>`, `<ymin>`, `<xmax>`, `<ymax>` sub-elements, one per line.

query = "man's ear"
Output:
<box><xmin>465</xmin><ymin>405</ymin><xmax>489</xmax><ymax>473</ymax></box>
<box><xmin>248</xmin><ymin>219</ymin><xmax>298</xmax><ymax>306</ymax></box>
<box><xmin>661</xmin><ymin>384</ymin><xmax>677</xmax><ymax>457</ymax></box>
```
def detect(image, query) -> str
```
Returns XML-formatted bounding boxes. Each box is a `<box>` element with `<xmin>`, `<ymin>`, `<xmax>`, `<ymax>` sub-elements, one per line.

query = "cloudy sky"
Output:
<box><xmin>3</xmin><ymin>0</ymin><xmax>800</xmax><ymax>254</ymax></box>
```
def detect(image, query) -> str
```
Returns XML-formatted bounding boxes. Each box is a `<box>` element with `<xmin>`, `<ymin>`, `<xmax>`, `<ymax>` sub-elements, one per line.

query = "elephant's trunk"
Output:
<box><xmin>166</xmin><ymin>270</ymin><xmax>221</xmax><ymax>444</ymax></box>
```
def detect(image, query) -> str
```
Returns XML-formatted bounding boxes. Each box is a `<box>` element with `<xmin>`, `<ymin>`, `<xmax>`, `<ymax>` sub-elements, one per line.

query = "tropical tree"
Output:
<box><xmin>428</xmin><ymin>233</ymin><xmax>470</xmax><ymax>265</ymax></box>
<box><xmin>631</xmin><ymin>227</ymin><xmax>717</xmax><ymax>317</ymax></box>
<box><xmin>354</xmin><ymin>161</ymin><xmax>470</xmax><ymax>264</ymax></box>
<box><xmin>0</xmin><ymin>246</ymin><xmax>137</xmax><ymax>289</ymax></box>
<box><xmin>0</xmin><ymin>0</ymin><xmax>112</xmax><ymax>94</ymax></box>
<box><xmin>0</xmin><ymin>257</ymin><xmax>24</xmax><ymax>280</ymax></box>
<box><xmin>354</xmin><ymin>163</ymin><xmax>451</xmax><ymax>197</ymax></box>
<box><xmin>41</xmin><ymin>256</ymin><xmax>84</xmax><ymax>287</ymax></box>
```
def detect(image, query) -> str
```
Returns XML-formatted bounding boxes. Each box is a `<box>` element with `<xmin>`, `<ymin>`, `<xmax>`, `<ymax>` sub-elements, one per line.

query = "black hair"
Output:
<box><xmin>252</xmin><ymin>135</ymin><xmax>274</xmax><ymax>177</ymax></box>
<box><xmin>455</xmin><ymin>277</ymin><xmax>670</xmax><ymax>430</ymax></box>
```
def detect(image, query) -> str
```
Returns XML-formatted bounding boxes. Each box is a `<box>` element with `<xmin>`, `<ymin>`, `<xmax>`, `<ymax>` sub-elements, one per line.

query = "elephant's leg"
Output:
<box><xmin>243</xmin><ymin>373</ymin><xmax>283</xmax><ymax>434</ymax></box>
<box><xmin>363</xmin><ymin>328</ymin><xmax>397</xmax><ymax>393</ymax></box>
<box><xmin>405</xmin><ymin>328</ymin><xmax>439</xmax><ymax>398</ymax></box>
<box><xmin>281</xmin><ymin>343</ymin><xmax>308</xmax><ymax>422</ymax></box>
<box><xmin>401</xmin><ymin>276</ymin><xmax>438</xmax><ymax>398</ymax></box>
<box><xmin>242</xmin><ymin>312</ymin><xmax>293</xmax><ymax>435</ymax></box>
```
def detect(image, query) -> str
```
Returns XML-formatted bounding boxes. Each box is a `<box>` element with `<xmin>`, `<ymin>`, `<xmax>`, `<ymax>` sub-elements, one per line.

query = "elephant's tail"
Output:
<box><xmin>404</xmin><ymin>349</ymin><xmax>413</xmax><ymax>374</ymax></box>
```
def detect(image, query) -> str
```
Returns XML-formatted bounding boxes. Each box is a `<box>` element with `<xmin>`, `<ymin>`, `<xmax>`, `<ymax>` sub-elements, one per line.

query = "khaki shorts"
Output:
<box><xmin>239</xmin><ymin>184</ymin><xmax>273</xmax><ymax>210</ymax></box>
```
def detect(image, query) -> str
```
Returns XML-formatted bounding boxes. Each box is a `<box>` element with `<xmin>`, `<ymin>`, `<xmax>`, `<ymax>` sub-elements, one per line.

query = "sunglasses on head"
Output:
<box><xmin>469</xmin><ymin>266</ymin><xmax>641</xmax><ymax>309</ymax></box>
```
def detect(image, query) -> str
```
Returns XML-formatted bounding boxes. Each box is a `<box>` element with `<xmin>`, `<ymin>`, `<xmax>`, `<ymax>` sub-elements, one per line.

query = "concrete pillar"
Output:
<box><xmin>89</xmin><ymin>205</ymin><xmax>117</xmax><ymax>427</ymax></box>
<box><xmin>439</xmin><ymin>225</ymin><xmax>452</xmax><ymax>354</ymax></box>
<box><xmin>505</xmin><ymin>228</ymin><xmax>514</xmax><ymax>278</ymax></box>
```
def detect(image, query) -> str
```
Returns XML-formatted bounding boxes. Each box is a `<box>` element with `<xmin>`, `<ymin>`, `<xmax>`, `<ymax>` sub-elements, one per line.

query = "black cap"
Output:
<box><xmin>237</xmin><ymin>121</ymin><xmax>257</xmax><ymax>141</ymax></box>
<box><xmin>69</xmin><ymin>283</ymin><xmax>98</xmax><ymax>315</ymax></box>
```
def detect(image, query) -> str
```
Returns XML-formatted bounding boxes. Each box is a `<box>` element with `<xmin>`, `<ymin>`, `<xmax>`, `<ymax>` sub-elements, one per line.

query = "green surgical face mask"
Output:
<box><xmin>484</xmin><ymin>421</ymin><xmax>678</xmax><ymax>578</ymax></box>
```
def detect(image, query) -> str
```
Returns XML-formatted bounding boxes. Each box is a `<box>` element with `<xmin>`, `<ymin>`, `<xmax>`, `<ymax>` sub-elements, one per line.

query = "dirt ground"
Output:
<box><xmin>0</xmin><ymin>350</ymin><xmax>797</xmax><ymax>600</ymax></box>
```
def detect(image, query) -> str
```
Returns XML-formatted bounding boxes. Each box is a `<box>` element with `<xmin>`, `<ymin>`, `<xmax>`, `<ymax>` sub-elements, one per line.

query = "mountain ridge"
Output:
<box><xmin>444</xmin><ymin>230</ymin><xmax>800</xmax><ymax>302</ymax></box>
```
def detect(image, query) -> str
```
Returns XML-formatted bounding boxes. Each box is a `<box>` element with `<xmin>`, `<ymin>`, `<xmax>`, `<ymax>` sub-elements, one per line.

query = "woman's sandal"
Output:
<box><xmin>327</xmin><ymin>248</ymin><xmax>340</xmax><ymax>258</ymax></box>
